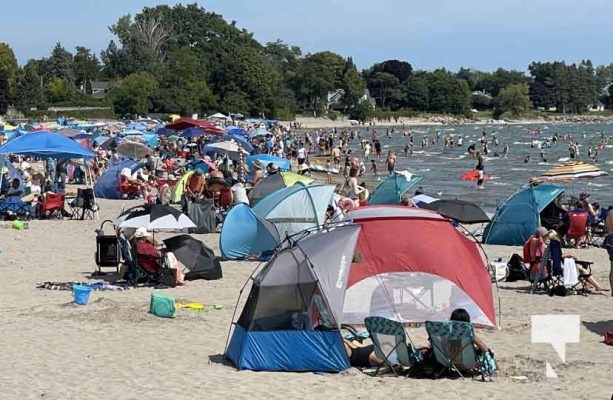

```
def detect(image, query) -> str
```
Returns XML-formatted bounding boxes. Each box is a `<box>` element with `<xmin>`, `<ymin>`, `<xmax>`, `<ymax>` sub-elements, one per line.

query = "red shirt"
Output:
<box><xmin>136</xmin><ymin>239</ymin><xmax>161</xmax><ymax>273</ymax></box>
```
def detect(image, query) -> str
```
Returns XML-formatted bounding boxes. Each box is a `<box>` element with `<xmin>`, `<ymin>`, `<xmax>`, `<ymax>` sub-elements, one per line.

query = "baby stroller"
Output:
<box><xmin>94</xmin><ymin>220</ymin><xmax>122</xmax><ymax>275</ymax></box>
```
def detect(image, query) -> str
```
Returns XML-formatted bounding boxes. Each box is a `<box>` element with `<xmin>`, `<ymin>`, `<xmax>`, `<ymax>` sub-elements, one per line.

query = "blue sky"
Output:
<box><xmin>3</xmin><ymin>0</ymin><xmax>613</xmax><ymax>72</ymax></box>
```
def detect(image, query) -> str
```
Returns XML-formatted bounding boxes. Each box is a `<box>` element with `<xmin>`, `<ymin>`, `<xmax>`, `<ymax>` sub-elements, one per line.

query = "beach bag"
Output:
<box><xmin>506</xmin><ymin>253</ymin><xmax>528</xmax><ymax>282</ymax></box>
<box><xmin>549</xmin><ymin>285</ymin><xmax>569</xmax><ymax>297</ymax></box>
<box><xmin>149</xmin><ymin>292</ymin><xmax>176</xmax><ymax>318</ymax></box>
<box><xmin>478</xmin><ymin>350</ymin><xmax>497</xmax><ymax>376</ymax></box>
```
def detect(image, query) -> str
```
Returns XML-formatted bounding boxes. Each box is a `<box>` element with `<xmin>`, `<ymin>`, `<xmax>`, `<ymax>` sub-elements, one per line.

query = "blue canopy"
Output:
<box><xmin>368</xmin><ymin>172</ymin><xmax>423</xmax><ymax>204</ymax></box>
<box><xmin>249</xmin><ymin>128</ymin><xmax>270</xmax><ymax>139</ymax></box>
<box><xmin>180</xmin><ymin>127</ymin><xmax>205</xmax><ymax>138</ymax></box>
<box><xmin>156</xmin><ymin>127</ymin><xmax>175</xmax><ymax>135</ymax></box>
<box><xmin>246</xmin><ymin>155</ymin><xmax>291</xmax><ymax>172</ymax></box>
<box><xmin>482</xmin><ymin>183</ymin><xmax>564</xmax><ymax>245</ymax></box>
<box><xmin>220</xmin><ymin>203</ymin><xmax>280</xmax><ymax>260</ymax></box>
<box><xmin>125</xmin><ymin>122</ymin><xmax>147</xmax><ymax>131</ymax></box>
<box><xmin>0</xmin><ymin>131</ymin><xmax>95</xmax><ymax>159</ymax></box>
<box><xmin>94</xmin><ymin>160</ymin><xmax>144</xmax><ymax>199</ymax></box>
<box><xmin>225</xmin><ymin>126</ymin><xmax>248</xmax><ymax>137</ymax></box>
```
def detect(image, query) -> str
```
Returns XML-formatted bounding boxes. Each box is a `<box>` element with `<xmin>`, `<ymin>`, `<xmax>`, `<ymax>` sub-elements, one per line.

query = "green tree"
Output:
<box><xmin>108</xmin><ymin>72</ymin><xmax>158</xmax><ymax>116</ymax></box>
<box><xmin>45</xmin><ymin>77</ymin><xmax>76</xmax><ymax>103</ymax></box>
<box><xmin>495</xmin><ymin>83</ymin><xmax>531</xmax><ymax>117</ymax></box>
<box><xmin>340</xmin><ymin>57</ymin><xmax>365</xmax><ymax>108</ymax></box>
<box><xmin>42</xmin><ymin>43</ymin><xmax>75</xmax><ymax>85</ymax></box>
<box><xmin>14</xmin><ymin>60</ymin><xmax>46</xmax><ymax>111</ymax></box>
<box><xmin>427</xmin><ymin>69</ymin><xmax>471</xmax><ymax>115</ymax></box>
<box><xmin>73</xmin><ymin>46</ymin><xmax>100</xmax><ymax>93</ymax></box>
<box><xmin>405</xmin><ymin>71</ymin><xmax>429</xmax><ymax>111</ymax></box>
<box><xmin>293</xmin><ymin>54</ymin><xmax>336</xmax><ymax>113</ymax></box>
<box><xmin>153</xmin><ymin>47</ymin><xmax>217</xmax><ymax>115</ymax></box>
<box><xmin>0</xmin><ymin>43</ymin><xmax>18</xmax><ymax>102</ymax></box>
<box><xmin>0</xmin><ymin>69</ymin><xmax>9</xmax><ymax>114</ymax></box>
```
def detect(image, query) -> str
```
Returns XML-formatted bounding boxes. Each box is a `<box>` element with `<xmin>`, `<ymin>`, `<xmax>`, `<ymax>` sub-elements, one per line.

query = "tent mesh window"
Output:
<box><xmin>236</xmin><ymin>246</ymin><xmax>336</xmax><ymax>332</ymax></box>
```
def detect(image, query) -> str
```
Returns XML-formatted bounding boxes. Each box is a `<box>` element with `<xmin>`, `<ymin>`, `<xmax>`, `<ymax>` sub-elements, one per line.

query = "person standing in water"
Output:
<box><xmin>475</xmin><ymin>151</ymin><xmax>485</xmax><ymax>190</ymax></box>
<box><xmin>385</xmin><ymin>150</ymin><xmax>396</xmax><ymax>175</ymax></box>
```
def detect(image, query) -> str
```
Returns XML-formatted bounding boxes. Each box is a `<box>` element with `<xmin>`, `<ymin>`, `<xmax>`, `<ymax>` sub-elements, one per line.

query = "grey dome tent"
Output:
<box><xmin>225</xmin><ymin>224</ymin><xmax>360</xmax><ymax>372</ymax></box>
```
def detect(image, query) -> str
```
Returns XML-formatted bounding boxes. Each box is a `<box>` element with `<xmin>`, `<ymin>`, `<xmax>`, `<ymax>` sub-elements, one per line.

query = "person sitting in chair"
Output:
<box><xmin>343</xmin><ymin>338</ymin><xmax>384</xmax><ymax>369</ymax></box>
<box><xmin>538</xmin><ymin>230</ymin><xmax>607</xmax><ymax>293</ymax></box>
<box><xmin>449</xmin><ymin>308</ymin><xmax>491</xmax><ymax>354</ymax></box>
<box><xmin>185</xmin><ymin>169</ymin><xmax>206</xmax><ymax>202</ymax></box>
<box><xmin>7</xmin><ymin>178</ymin><xmax>23</xmax><ymax>198</ymax></box>
<box><xmin>133</xmin><ymin>228</ymin><xmax>163</xmax><ymax>274</ymax></box>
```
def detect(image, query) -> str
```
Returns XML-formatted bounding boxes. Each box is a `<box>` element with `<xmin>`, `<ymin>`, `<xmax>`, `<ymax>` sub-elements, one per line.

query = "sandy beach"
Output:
<box><xmin>0</xmin><ymin>197</ymin><xmax>611</xmax><ymax>400</ymax></box>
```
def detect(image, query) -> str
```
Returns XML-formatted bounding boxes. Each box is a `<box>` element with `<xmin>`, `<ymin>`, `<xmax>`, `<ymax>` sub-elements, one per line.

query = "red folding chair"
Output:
<box><xmin>566</xmin><ymin>210</ymin><xmax>589</xmax><ymax>247</ymax></box>
<box><xmin>42</xmin><ymin>192</ymin><xmax>65</xmax><ymax>219</ymax></box>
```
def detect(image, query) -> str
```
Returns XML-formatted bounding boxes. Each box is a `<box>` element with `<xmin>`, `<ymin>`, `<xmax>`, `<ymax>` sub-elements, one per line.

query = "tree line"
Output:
<box><xmin>1</xmin><ymin>3</ymin><xmax>613</xmax><ymax>121</ymax></box>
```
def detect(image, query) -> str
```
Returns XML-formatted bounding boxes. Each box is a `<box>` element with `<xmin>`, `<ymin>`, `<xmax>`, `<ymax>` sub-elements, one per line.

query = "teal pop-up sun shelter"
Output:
<box><xmin>482</xmin><ymin>183</ymin><xmax>564</xmax><ymax>245</ymax></box>
<box><xmin>368</xmin><ymin>171</ymin><xmax>423</xmax><ymax>205</ymax></box>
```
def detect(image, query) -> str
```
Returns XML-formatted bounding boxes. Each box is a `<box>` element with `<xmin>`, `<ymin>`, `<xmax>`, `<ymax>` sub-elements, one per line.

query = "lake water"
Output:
<box><xmin>343</xmin><ymin>122</ymin><xmax>613</xmax><ymax>213</ymax></box>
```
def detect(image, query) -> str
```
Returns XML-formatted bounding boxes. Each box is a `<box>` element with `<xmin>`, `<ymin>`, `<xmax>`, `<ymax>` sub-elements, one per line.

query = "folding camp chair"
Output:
<box><xmin>425</xmin><ymin>320</ymin><xmax>495</xmax><ymax>381</ymax></box>
<box><xmin>42</xmin><ymin>192</ymin><xmax>65</xmax><ymax>219</ymax></box>
<box><xmin>70</xmin><ymin>188</ymin><xmax>98</xmax><ymax>220</ymax></box>
<box><xmin>363</xmin><ymin>316</ymin><xmax>422</xmax><ymax>377</ymax></box>
<box><xmin>565</xmin><ymin>210</ymin><xmax>589</xmax><ymax>247</ymax></box>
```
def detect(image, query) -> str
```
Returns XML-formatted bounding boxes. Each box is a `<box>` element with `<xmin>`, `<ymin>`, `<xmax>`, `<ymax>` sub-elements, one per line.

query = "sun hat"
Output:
<box><xmin>535</xmin><ymin>226</ymin><xmax>548</xmax><ymax>237</ymax></box>
<box><xmin>253</xmin><ymin>160</ymin><xmax>264</xmax><ymax>170</ymax></box>
<box><xmin>134</xmin><ymin>227</ymin><xmax>151</xmax><ymax>238</ymax></box>
<box><xmin>1</xmin><ymin>167</ymin><xmax>8</xmax><ymax>174</ymax></box>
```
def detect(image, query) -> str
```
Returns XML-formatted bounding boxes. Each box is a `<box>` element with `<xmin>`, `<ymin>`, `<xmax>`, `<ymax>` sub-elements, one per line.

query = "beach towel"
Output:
<box><xmin>563</xmin><ymin>258</ymin><xmax>579</xmax><ymax>287</ymax></box>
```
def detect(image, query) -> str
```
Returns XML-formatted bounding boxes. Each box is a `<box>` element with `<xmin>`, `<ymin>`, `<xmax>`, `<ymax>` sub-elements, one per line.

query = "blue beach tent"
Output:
<box><xmin>482</xmin><ymin>183</ymin><xmax>564</xmax><ymax>245</ymax></box>
<box><xmin>225</xmin><ymin>224</ymin><xmax>360</xmax><ymax>372</ymax></box>
<box><xmin>368</xmin><ymin>171</ymin><xmax>423</xmax><ymax>205</ymax></box>
<box><xmin>94</xmin><ymin>160</ymin><xmax>144</xmax><ymax>199</ymax></box>
<box><xmin>253</xmin><ymin>183</ymin><xmax>335</xmax><ymax>239</ymax></box>
<box><xmin>220</xmin><ymin>204</ymin><xmax>280</xmax><ymax>260</ymax></box>
<box><xmin>0</xmin><ymin>131</ymin><xmax>95</xmax><ymax>159</ymax></box>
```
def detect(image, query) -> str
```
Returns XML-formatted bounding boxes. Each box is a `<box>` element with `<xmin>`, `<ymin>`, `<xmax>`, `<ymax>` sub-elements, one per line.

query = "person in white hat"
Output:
<box><xmin>132</xmin><ymin>227</ymin><xmax>162</xmax><ymax>274</ymax></box>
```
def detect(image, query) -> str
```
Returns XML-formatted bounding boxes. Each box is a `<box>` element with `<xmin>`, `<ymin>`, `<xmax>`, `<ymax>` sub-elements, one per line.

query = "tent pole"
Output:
<box><xmin>0</xmin><ymin>156</ymin><xmax>4</xmax><ymax>194</ymax></box>
<box><xmin>459</xmin><ymin>221</ymin><xmax>501</xmax><ymax>329</ymax></box>
<box><xmin>222</xmin><ymin>262</ymin><xmax>265</xmax><ymax>360</ymax></box>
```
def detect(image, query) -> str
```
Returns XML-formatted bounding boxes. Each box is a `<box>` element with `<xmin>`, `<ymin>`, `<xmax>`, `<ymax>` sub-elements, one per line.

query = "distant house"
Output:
<box><xmin>326</xmin><ymin>88</ymin><xmax>376</xmax><ymax>111</ymax></box>
<box><xmin>326</xmin><ymin>89</ymin><xmax>345</xmax><ymax>110</ymax></box>
<box><xmin>90</xmin><ymin>81</ymin><xmax>113</xmax><ymax>99</ymax></box>
<box><xmin>588</xmin><ymin>101</ymin><xmax>605</xmax><ymax>112</ymax></box>
<box><xmin>359</xmin><ymin>89</ymin><xmax>376</xmax><ymax>109</ymax></box>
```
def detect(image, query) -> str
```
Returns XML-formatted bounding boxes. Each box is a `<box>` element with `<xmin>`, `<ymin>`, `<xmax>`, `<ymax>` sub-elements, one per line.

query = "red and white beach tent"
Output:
<box><xmin>343</xmin><ymin>206</ymin><xmax>497</xmax><ymax>328</ymax></box>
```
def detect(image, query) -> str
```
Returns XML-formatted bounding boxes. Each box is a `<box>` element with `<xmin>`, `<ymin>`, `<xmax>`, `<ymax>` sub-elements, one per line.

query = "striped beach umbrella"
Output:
<box><xmin>535</xmin><ymin>161</ymin><xmax>607</xmax><ymax>182</ymax></box>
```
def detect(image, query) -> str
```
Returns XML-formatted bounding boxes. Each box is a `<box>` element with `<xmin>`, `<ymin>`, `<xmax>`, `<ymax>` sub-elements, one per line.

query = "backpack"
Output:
<box><xmin>506</xmin><ymin>253</ymin><xmax>528</xmax><ymax>282</ymax></box>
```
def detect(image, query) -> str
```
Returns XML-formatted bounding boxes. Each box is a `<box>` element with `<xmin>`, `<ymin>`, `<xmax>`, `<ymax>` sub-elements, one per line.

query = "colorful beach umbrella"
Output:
<box><xmin>116</xmin><ymin>140</ymin><xmax>153</xmax><ymax>160</ymax></box>
<box><xmin>113</xmin><ymin>204</ymin><xmax>195</xmax><ymax>231</ymax></box>
<box><xmin>535</xmin><ymin>161</ymin><xmax>607</xmax><ymax>182</ymax></box>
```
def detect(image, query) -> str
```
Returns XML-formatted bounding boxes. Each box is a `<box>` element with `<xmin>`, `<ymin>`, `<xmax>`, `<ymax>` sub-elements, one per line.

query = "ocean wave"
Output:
<box><xmin>587</xmin><ymin>182</ymin><xmax>609</xmax><ymax>187</ymax></box>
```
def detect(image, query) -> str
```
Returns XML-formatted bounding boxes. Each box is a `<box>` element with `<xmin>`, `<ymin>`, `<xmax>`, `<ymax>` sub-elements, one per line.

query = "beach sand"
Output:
<box><xmin>1</xmin><ymin>198</ymin><xmax>612</xmax><ymax>400</ymax></box>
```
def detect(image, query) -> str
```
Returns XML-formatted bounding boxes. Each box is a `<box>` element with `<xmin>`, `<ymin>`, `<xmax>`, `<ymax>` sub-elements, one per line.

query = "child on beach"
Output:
<box><xmin>370</xmin><ymin>160</ymin><xmax>379</xmax><ymax>179</ymax></box>
<box><xmin>326</xmin><ymin>159</ymin><xmax>332</xmax><ymax>184</ymax></box>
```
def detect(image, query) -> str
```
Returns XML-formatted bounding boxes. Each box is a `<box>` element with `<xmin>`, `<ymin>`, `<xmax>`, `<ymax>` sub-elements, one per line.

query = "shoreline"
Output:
<box><xmin>284</xmin><ymin>115</ymin><xmax>613</xmax><ymax>130</ymax></box>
